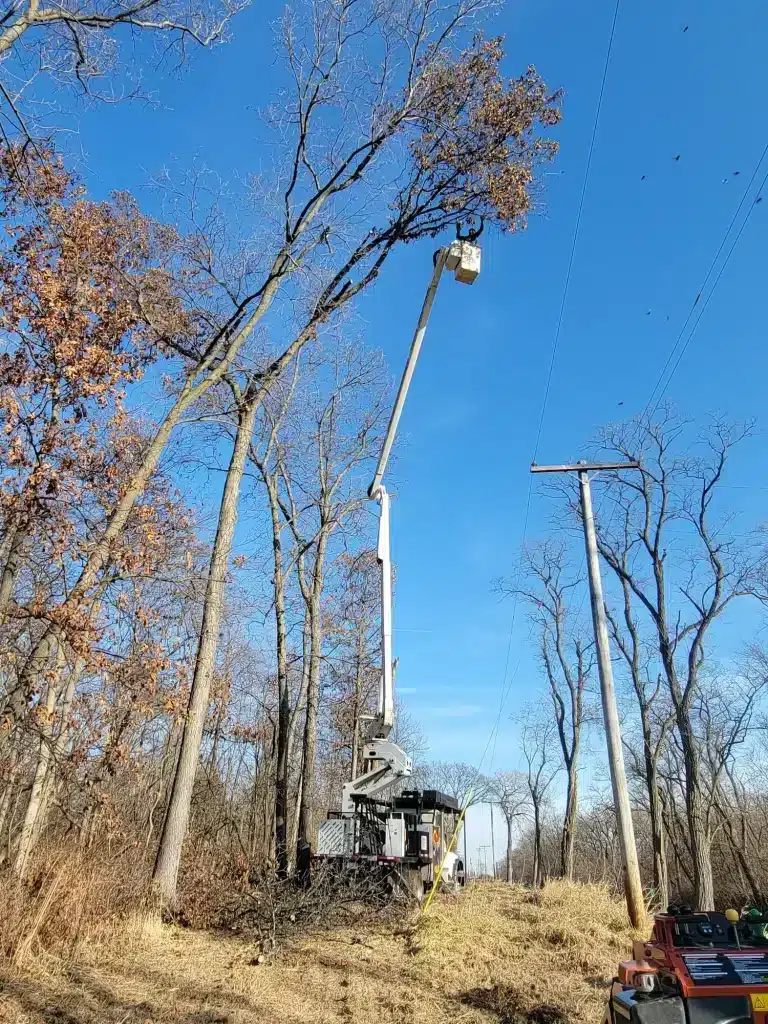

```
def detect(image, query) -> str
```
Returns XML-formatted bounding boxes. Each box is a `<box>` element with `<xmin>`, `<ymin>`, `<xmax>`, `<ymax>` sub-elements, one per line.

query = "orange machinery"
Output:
<box><xmin>606</xmin><ymin>908</ymin><xmax>768</xmax><ymax>1024</ymax></box>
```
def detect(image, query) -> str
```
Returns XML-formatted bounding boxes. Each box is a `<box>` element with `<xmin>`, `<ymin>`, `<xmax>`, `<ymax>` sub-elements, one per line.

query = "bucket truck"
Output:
<box><xmin>315</xmin><ymin>239</ymin><xmax>481</xmax><ymax>900</ymax></box>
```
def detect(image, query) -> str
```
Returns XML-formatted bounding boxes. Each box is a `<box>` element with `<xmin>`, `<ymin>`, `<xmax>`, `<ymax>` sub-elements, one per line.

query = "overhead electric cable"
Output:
<box><xmin>573</xmin><ymin>148</ymin><xmax>768</xmax><ymax>614</ymax></box>
<box><xmin>532</xmin><ymin>0</ymin><xmax>622</xmax><ymax>464</ymax></box>
<box><xmin>487</xmin><ymin>0</ymin><xmax>623</xmax><ymax>773</ymax></box>
<box><xmin>644</xmin><ymin>154</ymin><xmax>768</xmax><ymax>416</ymax></box>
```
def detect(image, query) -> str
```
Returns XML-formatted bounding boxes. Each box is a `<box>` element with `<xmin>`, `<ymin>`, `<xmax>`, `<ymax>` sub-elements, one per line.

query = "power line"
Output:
<box><xmin>558</xmin><ymin>165</ymin><xmax>768</xmax><ymax>752</ymax></box>
<box><xmin>647</xmin><ymin>168</ymin><xmax>768</xmax><ymax>416</ymax></box>
<box><xmin>485</xmin><ymin>0</ymin><xmax>623</xmax><ymax>779</ymax></box>
<box><xmin>484</xmin><ymin>479</ymin><xmax>532</xmax><ymax>777</ymax></box>
<box><xmin>532</xmin><ymin>0</ymin><xmax>622</xmax><ymax>464</ymax></box>
<box><xmin>642</xmin><ymin>141</ymin><xmax>768</xmax><ymax>419</ymax></box>
<box><xmin>573</xmin><ymin>147</ymin><xmax>768</xmax><ymax>608</ymax></box>
<box><xmin>483</xmin><ymin>18</ymin><xmax>766</xmax><ymax>826</ymax></box>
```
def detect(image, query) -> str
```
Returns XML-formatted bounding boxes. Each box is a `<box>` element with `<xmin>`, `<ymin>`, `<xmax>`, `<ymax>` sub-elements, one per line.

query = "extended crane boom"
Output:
<box><xmin>371</xmin><ymin>484</ymin><xmax>394</xmax><ymax>741</ymax></box>
<box><xmin>315</xmin><ymin>238</ymin><xmax>481</xmax><ymax>897</ymax></box>
<box><xmin>341</xmin><ymin>485</ymin><xmax>410</xmax><ymax>813</ymax></box>
<box><xmin>368</xmin><ymin>239</ymin><xmax>481</xmax><ymax>498</ymax></box>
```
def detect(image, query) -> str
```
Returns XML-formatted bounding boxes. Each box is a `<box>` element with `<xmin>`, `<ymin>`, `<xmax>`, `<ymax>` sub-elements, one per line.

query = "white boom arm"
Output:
<box><xmin>342</xmin><ymin>485</ymin><xmax>411</xmax><ymax>812</ymax></box>
<box><xmin>368</xmin><ymin>239</ymin><xmax>480</xmax><ymax>497</ymax></box>
<box><xmin>343</xmin><ymin>239</ymin><xmax>481</xmax><ymax>816</ymax></box>
<box><xmin>369</xmin><ymin>485</ymin><xmax>393</xmax><ymax>740</ymax></box>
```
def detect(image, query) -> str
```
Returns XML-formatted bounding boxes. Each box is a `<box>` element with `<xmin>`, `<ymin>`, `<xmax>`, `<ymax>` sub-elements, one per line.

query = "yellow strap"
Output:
<box><xmin>422</xmin><ymin>786</ymin><xmax>472</xmax><ymax>913</ymax></box>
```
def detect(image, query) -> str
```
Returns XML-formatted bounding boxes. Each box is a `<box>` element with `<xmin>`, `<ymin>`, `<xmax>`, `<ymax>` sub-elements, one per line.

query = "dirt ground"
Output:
<box><xmin>0</xmin><ymin>881</ymin><xmax>646</xmax><ymax>1024</ymax></box>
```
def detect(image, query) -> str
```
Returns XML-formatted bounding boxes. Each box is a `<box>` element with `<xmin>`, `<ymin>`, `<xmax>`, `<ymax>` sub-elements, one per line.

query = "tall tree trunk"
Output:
<box><xmin>208</xmin><ymin>699</ymin><xmax>226</xmax><ymax>776</ymax></box>
<box><xmin>677</xmin><ymin>710</ymin><xmax>714</xmax><ymax>910</ymax></box>
<box><xmin>296</xmin><ymin>594</ymin><xmax>321</xmax><ymax>848</ymax></box>
<box><xmin>657</xmin><ymin>568</ymin><xmax>713</xmax><ymax>910</ymax></box>
<box><xmin>19</xmin><ymin>658</ymin><xmax>80</xmax><ymax>876</ymax></box>
<box><xmin>645</xmin><ymin>749</ymin><xmax>668</xmax><ymax>910</ymax></box>
<box><xmin>297</xmin><ymin>533</ymin><xmax>328</xmax><ymax>849</ymax></box>
<box><xmin>153</xmin><ymin>398</ymin><xmax>257</xmax><ymax>908</ymax></box>
<box><xmin>506</xmin><ymin>817</ymin><xmax>513</xmax><ymax>883</ymax></box>
<box><xmin>263</xmin><ymin>471</ymin><xmax>290</xmax><ymax>876</ymax></box>
<box><xmin>560</xmin><ymin>759</ymin><xmax>577</xmax><ymax>881</ymax></box>
<box><xmin>292</xmin><ymin>771</ymin><xmax>303</xmax><ymax>857</ymax></box>
<box><xmin>349</xmin><ymin>630</ymin><xmax>364</xmax><ymax>781</ymax></box>
<box><xmin>689</xmin><ymin>809</ymin><xmax>714</xmax><ymax>910</ymax></box>
<box><xmin>263</xmin><ymin>755</ymin><xmax>275</xmax><ymax>862</ymax></box>
<box><xmin>532</xmin><ymin>802</ymin><xmax>543</xmax><ymax>887</ymax></box>
<box><xmin>14</xmin><ymin>638</ymin><xmax>62</xmax><ymax>878</ymax></box>
<box><xmin>0</xmin><ymin>518</ymin><xmax>26</xmax><ymax>626</ymax></box>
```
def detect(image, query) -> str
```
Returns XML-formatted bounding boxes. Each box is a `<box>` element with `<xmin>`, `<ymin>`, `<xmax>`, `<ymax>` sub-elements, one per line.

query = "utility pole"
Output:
<box><xmin>489</xmin><ymin>803</ymin><xmax>497</xmax><ymax>878</ymax></box>
<box><xmin>478</xmin><ymin>844</ymin><xmax>490</xmax><ymax>877</ymax></box>
<box><xmin>530</xmin><ymin>460</ymin><xmax>645</xmax><ymax>928</ymax></box>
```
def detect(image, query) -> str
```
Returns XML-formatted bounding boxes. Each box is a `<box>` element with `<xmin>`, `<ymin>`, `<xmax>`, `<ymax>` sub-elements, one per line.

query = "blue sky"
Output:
<box><xmin>66</xmin><ymin>0</ymin><xmax>768</xmax><ymax>836</ymax></box>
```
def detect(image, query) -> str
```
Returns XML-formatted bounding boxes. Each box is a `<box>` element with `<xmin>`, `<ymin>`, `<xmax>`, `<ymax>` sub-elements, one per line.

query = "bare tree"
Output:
<box><xmin>245</xmin><ymin>365</ymin><xmax>303</xmax><ymax>876</ymax></box>
<box><xmin>326</xmin><ymin>549</ymin><xmax>380</xmax><ymax>785</ymax></box>
<box><xmin>520</xmin><ymin>707</ymin><xmax>558</xmax><ymax>888</ymax></box>
<box><xmin>589</xmin><ymin>410</ymin><xmax>768</xmax><ymax>910</ymax></box>
<box><xmin>489</xmin><ymin>770</ymin><xmax>529</xmax><ymax>882</ymax></box>
<box><xmin>578</xmin><ymin>798</ymin><xmax>622</xmax><ymax>888</ymax></box>
<box><xmin>605</xmin><ymin>581</ymin><xmax>673</xmax><ymax>909</ymax></box>
<box><xmin>698</xmin><ymin>664</ymin><xmax>768</xmax><ymax>905</ymax></box>
<box><xmin>0</xmin><ymin>0</ymin><xmax>245</xmax><ymax>132</ymax></box>
<box><xmin>500</xmin><ymin>541</ymin><xmax>591</xmax><ymax>880</ymax></box>
<box><xmin>278</xmin><ymin>345</ymin><xmax>387</xmax><ymax>856</ymax></box>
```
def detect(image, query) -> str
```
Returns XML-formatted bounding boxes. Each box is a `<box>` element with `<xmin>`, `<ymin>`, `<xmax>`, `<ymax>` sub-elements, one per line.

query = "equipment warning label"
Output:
<box><xmin>683</xmin><ymin>953</ymin><xmax>768</xmax><ymax>986</ymax></box>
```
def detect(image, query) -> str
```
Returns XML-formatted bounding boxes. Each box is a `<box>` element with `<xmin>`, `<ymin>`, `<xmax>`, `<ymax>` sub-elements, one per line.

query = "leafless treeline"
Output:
<box><xmin>492</xmin><ymin>411</ymin><xmax>768</xmax><ymax>911</ymax></box>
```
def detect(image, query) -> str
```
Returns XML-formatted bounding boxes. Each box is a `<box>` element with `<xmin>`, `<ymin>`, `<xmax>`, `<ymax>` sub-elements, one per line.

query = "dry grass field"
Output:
<box><xmin>0</xmin><ymin>880</ymin><xmax>648</xmax><ymax>1024</ymax></box>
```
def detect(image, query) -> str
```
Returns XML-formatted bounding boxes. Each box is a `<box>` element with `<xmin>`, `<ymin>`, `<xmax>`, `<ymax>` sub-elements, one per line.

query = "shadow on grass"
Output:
<box><xmin>0</xmin><ymin>967</ymin><xmax>241</xmax><ymax>1023</ymax></box>
<box><xmin>459</xmin><ymin>985</ymin><xmax>572</xmax><ymax>1024</ymax></box>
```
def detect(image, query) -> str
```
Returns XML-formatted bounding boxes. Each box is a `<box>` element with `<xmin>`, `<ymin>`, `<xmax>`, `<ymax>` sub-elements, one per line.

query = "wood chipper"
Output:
<box><xmin>606</xmin><ymin>907</ymin><xmax>768</xmax><ymax>1024</ymax></box>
